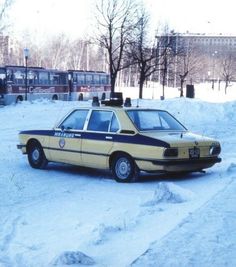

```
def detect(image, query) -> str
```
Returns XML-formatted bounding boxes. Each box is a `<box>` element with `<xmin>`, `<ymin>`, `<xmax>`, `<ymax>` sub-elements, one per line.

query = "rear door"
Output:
<box><xmin>81</xmin><ymin>110</ymin><xmax>119</xmax><ymax>168</ymax></box>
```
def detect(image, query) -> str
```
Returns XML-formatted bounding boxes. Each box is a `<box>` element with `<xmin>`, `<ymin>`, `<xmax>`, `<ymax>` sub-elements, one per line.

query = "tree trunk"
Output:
<box><xmin>180</xmin><ymin>79</ymin><xmax>184</xmax><ymax>97</ymax></box>
<box><xmin>225</xmin><ymin>79</ymin><xmax>228</xmax><ymax>95</ymax></box>
<box><xmin>139</xmin><ymin>71</ymin><xmax>146</xmax><ymax>99</ymax></box>
<box><xmin>110</xmin><ymin>74</ymin><xmax>116</xmax><ymax>94</ymax></box>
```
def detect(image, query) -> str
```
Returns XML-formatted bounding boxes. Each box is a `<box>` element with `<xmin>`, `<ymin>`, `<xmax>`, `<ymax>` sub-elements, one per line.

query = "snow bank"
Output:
<box><xmin>141</xmin><ymin>182</ymin><xmax>195</xmax><ymax>206</ymax></box>
<box><xmin>53</xmin><ymin>251</ymin><xmax>95</xmax><ymax>266</ymax></box>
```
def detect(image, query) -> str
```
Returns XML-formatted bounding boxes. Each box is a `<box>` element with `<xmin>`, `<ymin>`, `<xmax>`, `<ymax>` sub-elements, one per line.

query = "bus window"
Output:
<box><xmin>6</xmin><ymin>69</ymin><xmax>13</xmax><ymax>82</ymax></box>
<box><xmin>0</xmin><ymin>70</ymin><xmax>6</xmax><ymax>90</ymax></box>
<box><xmin>100</xmin><ymin>74</ymin><xmax>107</xmax><ymax>85</ymax></box>
<box><xmin>39</xmin><ymin>71</ymin><xmax>49</xmax><ymax>85</ymax></box>
<box><xmin>28</xmin><ymin>71</ymin><xmax>37</xmax><ymax>85</ymax></box>
<box><xmin>106</xmin><ymin>74</ymin><xmax>110</xmax><ymax>85</ymax></box>
<box><xmin>59</xmin><ymin>73</ymin><xmax>67</xmax><ymax>85</ymax></box>
<box><xmin>85</xmin><ymin>74</ymin><xmax>93</xmax><ymax>84</ymax></box>
<box><xmin>77</xmin><ymin>73</ymin><xmax>85</xmax><ymax>85</ymax></box>
<box><xmin>13</xmin><ymin>70</ymin><xmax>24</xmax><ymax>85</ymax></box>
<box><xmin>72</xmin><ymin>73</ymin><xmax>77</xmax><ymax>83</ymax></box>
<box><xmin>93</xmin><ymin>74</ymin><xmax>99</xmax><ymax>84</ymax></box>
<box><xmin>50</xmin><ymin>73</ymin><xmax>59</xmax><ymax>85</ymax></box>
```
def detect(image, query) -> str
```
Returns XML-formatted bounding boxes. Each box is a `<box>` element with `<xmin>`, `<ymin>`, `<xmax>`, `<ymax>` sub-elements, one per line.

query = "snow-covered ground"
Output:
<box><xmin>0</xmin><ymin>84</ymin><xmax>236</xmax><ymax>267</ymax></box>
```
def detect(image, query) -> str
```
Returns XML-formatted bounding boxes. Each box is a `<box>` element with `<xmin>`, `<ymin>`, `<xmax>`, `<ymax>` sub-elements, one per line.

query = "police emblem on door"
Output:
<box><xmin>59</xmin><ymin>138</ymin><xmax>65</xmax><ymax>148</ymax></box>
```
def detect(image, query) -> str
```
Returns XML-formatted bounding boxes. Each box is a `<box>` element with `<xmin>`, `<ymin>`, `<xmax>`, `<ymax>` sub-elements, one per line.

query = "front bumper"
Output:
<box><xmin>17</xmin><ymin>144</ymin><xmax>27</xmax><ymax>154</ymax></box>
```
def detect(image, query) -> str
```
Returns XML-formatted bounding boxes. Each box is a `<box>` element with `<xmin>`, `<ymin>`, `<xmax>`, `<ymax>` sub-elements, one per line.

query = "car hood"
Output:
<box><xmin>142</xmin><ymin>131</ymin><xmax>217</xmax><ymax>147</ymax></box>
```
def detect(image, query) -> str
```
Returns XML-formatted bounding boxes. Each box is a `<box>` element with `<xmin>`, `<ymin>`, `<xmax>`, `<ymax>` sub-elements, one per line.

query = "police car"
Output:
<box><xmin>17</xmin><ymin>95</ymin><xmax>221</xmax><ymax>182</ymax></box>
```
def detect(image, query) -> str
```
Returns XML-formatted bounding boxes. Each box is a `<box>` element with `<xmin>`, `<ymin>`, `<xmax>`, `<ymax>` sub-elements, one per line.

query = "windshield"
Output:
<box><xmin>126</xmin><ymin>109</ymin><xmax>186</xmax><ymax>131</ymax></box>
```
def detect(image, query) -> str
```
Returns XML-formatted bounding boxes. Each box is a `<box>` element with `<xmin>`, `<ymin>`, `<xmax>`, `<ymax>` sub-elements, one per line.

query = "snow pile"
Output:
<box><xmin>53</xmin><ymin>251</ymin><xmax>95</xmax><ymax>266</ymax></box>
<box><xmin>142</xmin><ymin>182</ymin><xmax>195</xmax><ymax>206</ymax></box>
<box><xmin>92</xmin><ymin>223</ymin><xmax>122</xmax><ymax>245</ymax></box>
<box><xmin>132</xmin><ymin>180</ymin><xmax>236</xmax><ymax>267</ymax></box>
<box><xmin>227</xmin><ymin>163</ymin><xmax>236</xmax><ymax>173</ymax></box>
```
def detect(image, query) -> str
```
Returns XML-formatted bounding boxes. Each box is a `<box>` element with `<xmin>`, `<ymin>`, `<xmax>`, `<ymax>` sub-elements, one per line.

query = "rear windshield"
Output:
<box><xmin>126</xmin><ymin>110</ymin><xmax>186</xmax><ymax>131</ymax></box>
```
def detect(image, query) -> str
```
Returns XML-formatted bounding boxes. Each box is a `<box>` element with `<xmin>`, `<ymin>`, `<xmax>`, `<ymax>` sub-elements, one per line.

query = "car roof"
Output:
<box><xmin>72</xmin><ymin>105</ymin><xmax>167</xmax><ymax>112</ymax></box>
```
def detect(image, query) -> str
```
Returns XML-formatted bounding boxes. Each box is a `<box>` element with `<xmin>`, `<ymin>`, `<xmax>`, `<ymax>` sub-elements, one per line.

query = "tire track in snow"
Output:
<box><xmin>0</xmin><ymin>216</ymin><xmax>21</xmax><ymax>267</ymax></box>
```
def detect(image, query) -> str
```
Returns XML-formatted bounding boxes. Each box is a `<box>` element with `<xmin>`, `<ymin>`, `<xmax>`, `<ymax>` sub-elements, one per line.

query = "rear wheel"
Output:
<box><xmin>27</xmin><ymin>141</ymin><xmax>48</xmax><ymax>169</ymax></box>
<box><xmin>52</xmin><ymin>94</ymin><xmax>58</xmax><ymax>100</ymax></box>
<box><xmin>111</xmin><ymin>153</ymin><xmax>139</xmax><ymax>183</ymax></box>
<box><xmin>16</xmin><ymin>95</ymin><xmax>23</xmax><ymax>103</ymax></box>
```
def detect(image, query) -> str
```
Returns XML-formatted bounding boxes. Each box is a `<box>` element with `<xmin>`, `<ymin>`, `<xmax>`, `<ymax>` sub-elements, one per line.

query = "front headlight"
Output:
<box><xmin>209</xmin><ymin>144</ymin><xmax>221</xmax><ymax>156</ymax></box>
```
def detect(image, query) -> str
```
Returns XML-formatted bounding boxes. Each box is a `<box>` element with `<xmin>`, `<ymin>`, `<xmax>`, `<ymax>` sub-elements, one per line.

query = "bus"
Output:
<box><xmin>68</xmin><ymin>70</ymin><xmax>110</xmax><ymax>101</ymax></box>
<box><xmin>0</xmin><ymin>65</ymin><xmax>111</xmax><ymax>105</ymax></box>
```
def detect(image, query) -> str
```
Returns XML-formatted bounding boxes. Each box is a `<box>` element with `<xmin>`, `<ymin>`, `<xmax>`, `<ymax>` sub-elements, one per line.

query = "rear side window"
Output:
<box><xmin>87</xmin><ymin>110</ymin><xmax>119</xmax><ymax>132</ymax></box>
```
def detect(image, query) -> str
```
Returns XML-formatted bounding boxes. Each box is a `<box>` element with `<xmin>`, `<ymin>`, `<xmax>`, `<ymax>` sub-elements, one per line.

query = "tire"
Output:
<box><xmin>27</xmin><ymin>141</ymin><xmax>48</xmax><ymax>169</ymax></box>
<box><xmin>52</xmin><ymin>94</ymin><xmax>58</xmax><ymax>100</ymax></box>
<box><xmin>111</xmin><ymin>153</ymin><xmax>139</xmax><ymax>183</ymax></box>
<box><xmin>16</xmin><ymin>96</ymin><xmax>23</xmax><ymax>103</ymax></box>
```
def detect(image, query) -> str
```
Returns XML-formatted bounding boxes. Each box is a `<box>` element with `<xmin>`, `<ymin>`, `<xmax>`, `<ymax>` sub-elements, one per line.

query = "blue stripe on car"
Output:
<box><xmin>19</xmin><ymin>130</ymin><xmax>170</xmax><ymax>148</ymax></box>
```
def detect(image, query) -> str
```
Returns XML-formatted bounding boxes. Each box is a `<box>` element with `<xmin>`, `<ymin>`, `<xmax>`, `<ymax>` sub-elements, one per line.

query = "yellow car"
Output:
<box><xmin>17</xmin><ymin>98</ymin><xmax>221</xmax><ymax>182</ymax></box>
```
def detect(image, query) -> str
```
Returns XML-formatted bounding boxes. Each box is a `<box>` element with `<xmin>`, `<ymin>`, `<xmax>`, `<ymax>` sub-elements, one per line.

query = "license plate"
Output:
<box><xmin>189</xmin><ymin>147</ymin><xmax>200</xmax><ymax>159</ymax></box>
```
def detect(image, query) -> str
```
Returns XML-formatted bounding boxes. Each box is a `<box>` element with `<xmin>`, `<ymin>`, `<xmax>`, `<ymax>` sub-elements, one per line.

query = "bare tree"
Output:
<box><xmin>0</xmin><ymin>0</ymin><xmax>12</xmax><ymax>32</ymax></box>
<box><xmin>129</xmin><ymin>9</ymin><xmax>158</xmax><ymax>99</ymax></box>
<box><xmin>177</xmin><ymin>39</ymin><xmax>201</xmax><ymax>97</ymax></box>
<box><xmin>95</xmin><ymin>0</ymin><xmax>138</xmax><ymax>93</ymax></box>
<box><xmin>44</xmin><ymin>34</ymin><xmax>70</xmax><ymax>70</ymax></box>
<box><xmin>157</xmin><ymin>30</ymin><xmax>175</xmax><ymax>99</ymax></box>
<box><xmin>221</xmin><ymin>54</ymin><xmax>235</xmax><ymax>94</ymax></box>
<box><xmin>67</xmin><ymin>39</ymin><xmax>88</xmax><ymax>70</ymax></box>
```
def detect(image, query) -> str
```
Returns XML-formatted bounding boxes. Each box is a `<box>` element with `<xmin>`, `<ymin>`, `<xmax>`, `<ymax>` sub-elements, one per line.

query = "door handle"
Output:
<box><xmin>105</xmin><ymin>136</ymin><xmax>113</xmax><ymax>140</ymax></box>
<box><xmin>74</xmin><ymin>134</ymin><xmax>81</xmax><ymax>137</ymax></box>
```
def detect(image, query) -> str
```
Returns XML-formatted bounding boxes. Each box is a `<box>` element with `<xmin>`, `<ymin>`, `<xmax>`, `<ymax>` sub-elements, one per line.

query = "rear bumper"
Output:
<box><xmin>151</xmin><ymin>157</ymin><xmax>222</xmax><ymax>166</ymax></box>
<box><xmin>136</xmin><ymin>157</ymin><xmax>221</xmax><ymax>172</ymax></box>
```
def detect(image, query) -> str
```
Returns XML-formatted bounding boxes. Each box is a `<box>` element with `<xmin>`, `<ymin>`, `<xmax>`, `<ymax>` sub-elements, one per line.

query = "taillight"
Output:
<box><xmin>209</xmin><ymin>144</ymin><xmax>221</xmax><ymax>156</ymax></box>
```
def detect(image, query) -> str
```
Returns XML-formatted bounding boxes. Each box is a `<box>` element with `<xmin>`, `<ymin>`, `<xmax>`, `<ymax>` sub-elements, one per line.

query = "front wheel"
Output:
<box><xmin>111</xmin><ymin>153</ymin><xmax>139</xmax><ymax>183</ymax></box>
<box><xmin>27</xmin><ymin>141</ymin><xmax>48</xmax><ymax>169</ymax></box>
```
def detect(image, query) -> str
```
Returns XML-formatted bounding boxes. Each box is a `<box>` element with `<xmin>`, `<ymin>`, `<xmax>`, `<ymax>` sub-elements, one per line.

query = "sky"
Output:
<box><xmin>7</xmin><ymin>0</ymin><xmax>236</xmax><ymax>42</ymax></box>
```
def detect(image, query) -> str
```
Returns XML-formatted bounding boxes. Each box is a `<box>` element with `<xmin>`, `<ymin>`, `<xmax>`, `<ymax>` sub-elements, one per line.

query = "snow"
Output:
<box><xmin>0</xmin><ymin>83</ymin><xmax>236</xmax><ymax>267</ymax></box>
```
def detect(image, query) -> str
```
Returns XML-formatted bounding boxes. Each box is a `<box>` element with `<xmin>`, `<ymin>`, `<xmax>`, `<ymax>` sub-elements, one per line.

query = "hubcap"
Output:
<box><xmin>32</xmin><ymin>148</ymin><xmax>40</xmax><ymax>161</ymax></box>
<box><xmin>116</xmin><ymin>157</ymin><xmax>131</xmax><ymax>179</ymax></box>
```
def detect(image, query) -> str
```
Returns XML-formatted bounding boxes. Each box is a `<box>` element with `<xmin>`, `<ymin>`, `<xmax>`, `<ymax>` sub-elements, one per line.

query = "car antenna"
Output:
<box><xmin>136</xmin><ymin>98</ymin><xmax>139</xmax><ymax>108</ymax></box>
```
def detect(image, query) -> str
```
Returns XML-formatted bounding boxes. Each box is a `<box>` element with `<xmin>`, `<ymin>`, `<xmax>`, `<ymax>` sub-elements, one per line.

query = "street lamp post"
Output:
<box><xmin>24</xmin><ymin>48</ymin><xmax>29</xmax><ymax>101</ymax></box>
<box><xmin>212</xmin><ymin>50</ymin><xmax>217</xmax><ymax>90</ymax></box>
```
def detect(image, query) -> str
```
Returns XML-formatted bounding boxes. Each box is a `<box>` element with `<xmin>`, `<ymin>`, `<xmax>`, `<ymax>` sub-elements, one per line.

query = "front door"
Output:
<box><xmin>48</xmin><ymin>109</ymin><xmax>89</xmax><ymax>165</ymax></box>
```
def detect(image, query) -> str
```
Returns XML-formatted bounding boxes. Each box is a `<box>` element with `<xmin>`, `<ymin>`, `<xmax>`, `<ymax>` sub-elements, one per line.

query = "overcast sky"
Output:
<box><xmin>9</xmin><ymin>0</ymin><xmax>236</xmax><ymax>42</ymax></box>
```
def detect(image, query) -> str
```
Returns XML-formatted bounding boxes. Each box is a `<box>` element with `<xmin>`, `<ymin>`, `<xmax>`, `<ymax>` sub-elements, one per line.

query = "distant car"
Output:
<box><xmin>17</xmin><ymin>97</ymin><xmax>221</xmax><ymax>182</ymax></box>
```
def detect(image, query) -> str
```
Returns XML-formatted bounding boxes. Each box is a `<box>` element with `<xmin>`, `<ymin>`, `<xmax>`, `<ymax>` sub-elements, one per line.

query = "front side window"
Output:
<box><xmin>59</xmin><ymin>109</ymin><xmax>89</xmax><ymax>130</ymax></box>
<box><xmin>127</xmin><ymin>110</ymin><xmax>186</xmax><ymax>131</ymax></box>
<box><xmin>87</xmin><ymin>110</ymin><xmax>116</xmax><ymax>132</ymax></box>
